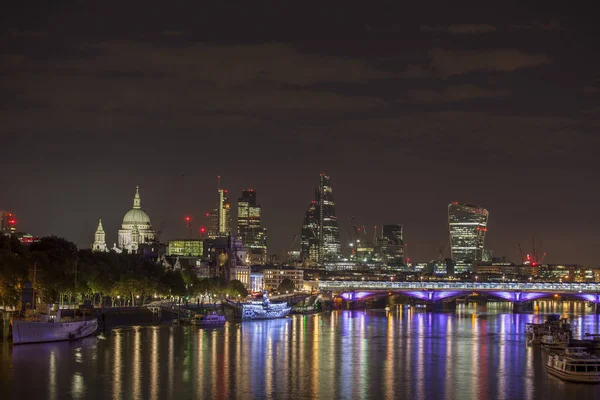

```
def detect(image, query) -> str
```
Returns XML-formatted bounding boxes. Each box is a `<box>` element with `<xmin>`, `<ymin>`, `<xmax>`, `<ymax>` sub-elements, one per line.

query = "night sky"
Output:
<box><xmin>2</xmin><ymin>2</ymin><xmax>599</xmax><ymax>266</ymax></box>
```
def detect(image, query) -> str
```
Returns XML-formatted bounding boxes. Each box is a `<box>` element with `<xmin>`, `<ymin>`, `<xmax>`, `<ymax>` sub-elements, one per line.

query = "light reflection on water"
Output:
<box><xmin>2</xmin><ymin>305</ymin><xmax>600</xmax><ymax>399</ymax></box>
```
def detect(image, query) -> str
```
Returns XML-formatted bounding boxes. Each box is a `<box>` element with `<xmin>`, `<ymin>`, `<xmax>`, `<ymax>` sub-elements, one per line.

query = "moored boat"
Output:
<box><xmin>194</xmin><ymin>312</ymin><xmax>226</xmax><ymax>327</ymax></box>
<box><xmin>237</xmin><ymin>292</ymin><xmax>291</xmax><ymax>320</ymax></box>
<box><xmin>12</xmin><ymin>310</ymin><xmax>97</xmax><ymax>345</ymax></box>
<box><xmin>541</xmin><ymin>332</ymin><xmax>570</xmax><ymax>350</ymax></box>
<box><xmin>546</xmin><ymin>347</ymin><xmax>600</xmax><ymax>383</ymax></box>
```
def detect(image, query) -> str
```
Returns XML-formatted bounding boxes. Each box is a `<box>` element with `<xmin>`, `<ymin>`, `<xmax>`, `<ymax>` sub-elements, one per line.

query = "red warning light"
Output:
<box><xmin>199</xmin><ymin>227</ymin><xmax>206</xmax><ymax>234</ymax></box>
<box><xmin>185</xmin><ymin>216</ymin><xmax>191</xmax><ymax>222</ymax></box>
<box><xmin>205</xmin><ymin>212</ymin><xmax>210</xmax><ymax>217</ymax></box>
<box><xmin>8</xmin><ymin>219</ymin><xmax>16</xmax><ymax>225</ymax></box>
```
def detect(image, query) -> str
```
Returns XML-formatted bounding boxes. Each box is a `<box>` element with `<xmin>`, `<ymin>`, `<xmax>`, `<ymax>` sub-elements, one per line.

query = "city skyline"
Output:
<box><xmin>2</xmin><ymin>2</ymin><xmax>599</xmax><ymax>266</ymax></box>
<box><xmin>2</xmin><ymin>172</ymin><xmax>593</xmax><ymax>267</ymax></box>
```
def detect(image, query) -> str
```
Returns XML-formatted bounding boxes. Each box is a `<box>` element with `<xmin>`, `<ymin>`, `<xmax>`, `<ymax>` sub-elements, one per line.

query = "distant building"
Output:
<box><xmin>381</xmin><ymin>224</ymin><xmax>404</xmax><ymax>266</ymax></box>
<box><xmin>1</xmin><ymin>211</ymin><xmax>17</xmax><ymax>234</ymax></box>
<box><xmin>92</xmin><ymin>219</ymin><xmax>108</xmax><ymax>252</ymax></box>
<box><xmin>167</xmin><ymin>239</ymin><xmax>203</xmax><ymax>257</ymax></box>
<box><xmin>206</xmin><ymin>209</ymin><xmax>219</xmax><ymax>239</ymax></box>
<box><xmin>218</xmin><ymin>189</ymin><xmax>232</xmax><ymax>237</ymax></box>
<box><xmin>250</xmin><ymin>272</ymin><xmax>264</xmax><ymax>293</ymax></box>
<box><xmin>263</xmin><ymin>269</ymin><xmax>304</xmax><ymax>291</ymax></box>
<box><xmin>300</xmin><ymin>174</ymin><xmax>341</xmax><ymax>263</ymax></box>
<box><xmin>237</xmin><ymin>189</ymin><xmax>267</xmax><ymax>264</ymax></box>
<box><xmin>117</xmin><ymin>186</ymin><xmax>156</xmax><ymax>252</ymax></box>
<box><xmin>448</xmin><ymin>202</ymin><xmax>489</xmax><ymax>274</ymax></box>
<box><xmin>301</xmin><ymin>201</ymin><xmax>319</xmax><ymax>264</ymax></box>
<box><xmin>232</xmin><ymin>265</ymin><xmax>251</xmax><ymax>288</ymax></box>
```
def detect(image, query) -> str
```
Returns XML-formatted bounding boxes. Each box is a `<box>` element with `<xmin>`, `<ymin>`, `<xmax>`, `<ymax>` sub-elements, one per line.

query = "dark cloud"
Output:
<box><xmin>1</xmin><ymin>2</ymin><xmax>599</xmax><ymax>266</ymax></box>
<box><xmin>407</xmin><ymin>85</ymin><xmax>508</xmax><ymax>103</ymax></box>
<box><xmin>427</xmin><ymin>48</ymin><xmax>552</xmax><ymax>77</ymax></box>
<box><xmin>421</xmin><ymin>24</ymin><xmax>497</xmax><ymax>34</ymax></box>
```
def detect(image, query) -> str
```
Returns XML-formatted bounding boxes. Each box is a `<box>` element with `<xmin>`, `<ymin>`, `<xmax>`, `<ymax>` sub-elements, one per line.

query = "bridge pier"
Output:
<box><xmin>425</xmin><ymin>299</ymin><xmax>456</xmax><ymax>312</ymax></box>
<box><xmin>512</xmin><ymin>301</ymin><xmax>534</xmax><ymax>313</ymax></box>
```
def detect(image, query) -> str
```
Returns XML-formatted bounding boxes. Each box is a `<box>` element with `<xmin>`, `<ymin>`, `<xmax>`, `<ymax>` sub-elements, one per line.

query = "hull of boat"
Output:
<box><xmin>195</xmin><ymin>320</ymin><xmax>226</xmax><ymax>327</ymax></box>
<box><xmin>542</xmin><ymin>343</ymin><xmax>568</xmax><ymax>350</ymax></box>
<box><xmin>12</xmin><ymin>318</ymin><xmax>98</xmax><ymax>345</ymax></box>
<box><xmin>546</xmin><ymin>365</ymin><xmax>600</xmax><ymax>383</ymax></box>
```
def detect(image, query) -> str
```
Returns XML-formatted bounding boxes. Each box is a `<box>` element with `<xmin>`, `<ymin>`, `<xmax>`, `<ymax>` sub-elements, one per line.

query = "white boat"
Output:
<box><xmin>541</xmin><ymin>332</ymin><xmax>570</xmax><ymax>350</ymax></box>
<box><xmin>546</xmin><ymin>347</ymin><xmax>600</xmax><ymax>383</ymax></box>
<box><xmin>194</xmin><ymin>312</ymin><xmax>226</xmax><ymax>327</ymax></box>
<box><xmin>240</xmin><ymin>294</ymin><xmax>291</xmax><ymax>320</ymax></box>
<box><xmin>12</xmin><ymin>310</ymin><xmax>97</xmax><ymax>345</ymax></box>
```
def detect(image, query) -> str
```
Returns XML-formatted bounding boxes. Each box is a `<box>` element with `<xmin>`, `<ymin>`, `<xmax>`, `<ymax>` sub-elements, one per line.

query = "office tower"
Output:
<box><xmin>448</xmin><ymin>202</ymin><xmax>489</xmax><ymax>274</ymax></box>
<box><xmin>301</xmin><ymin>201</ymin><xmax>319</xmax><ymax>263</ymax></box>
<box><xmin>237</xmin><ymin>189</ymin><xmax>267</xmax><ymax>264</ymax></box>
<box><xmin>300</xmin><ymin>174</ymin><xmax>341</xmax><ymax>263</ymax></box>
<box><xmin>381</xmin><ymin>224</ymin><xmax>404</xmax><ymax>266</ymax></box>
<box><xmin>206</xmin><ymin>209</ymin><xmax>219</xmax><ymax>239</ymax></box>
<box><xmin>218</xmin><ymin>189</ymin><xmax>231</xmax><ymax>236</ymax></box>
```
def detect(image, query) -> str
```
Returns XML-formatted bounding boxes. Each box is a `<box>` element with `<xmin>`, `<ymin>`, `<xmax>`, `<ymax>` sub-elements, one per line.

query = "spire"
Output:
<box><xmin>96</xmin><ymin>219</ymin><xmax>105</xmax><ymax>233</ymax></box>
<box><xmin>133</xmin><ymin>185</ymin><xmax>141</xmax><ymax>209</ymax></box>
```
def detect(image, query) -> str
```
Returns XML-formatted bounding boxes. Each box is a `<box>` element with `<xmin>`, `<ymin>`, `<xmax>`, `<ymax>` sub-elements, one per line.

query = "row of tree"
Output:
<box><xmin>0</xmin><ymin>235</ymin><xmax>248</xmax><ymax>309</ymax></box>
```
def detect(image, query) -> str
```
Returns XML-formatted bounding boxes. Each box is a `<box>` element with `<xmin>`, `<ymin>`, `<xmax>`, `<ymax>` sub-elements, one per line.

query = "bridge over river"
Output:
<box><xmin>318</xmin><ymin>281</ymin><xmax>600</xmax><ymax>313</ymax></box>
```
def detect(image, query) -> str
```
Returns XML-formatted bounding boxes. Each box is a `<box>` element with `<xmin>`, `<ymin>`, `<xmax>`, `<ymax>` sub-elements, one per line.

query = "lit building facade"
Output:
<box><xmin>263</xmin><ymin>269</ymin><xmax>304</xmax><ymax>291</ymax></box>
<box><xmin>218</xmin><ymin>189</ymin><xmax>231</xmax><ymax>236</ymax></box>
<box><xmin>92</xmin><ymin>219</ymin><xmax>107</xmax><ymax>252</ymax></box>
<box><xmin>117</xmin><ymin>186</ymin><xmax>156</xmax><ymax>252</ymax></box>
<box><xmin>167</xmin><ymin>239</ymin><xmax>203</xmax><ymax>257</ymax></box>
<box><xmin>448</xmin><ymin>202</ymin><xmax>489</xmax><ymax>274</ymax></box>
<box><xmin>250</xmin><ymin>272</ymin><xmax>264</xmax><ymax>293</ymax></box>
<box><xmin>381</xmin><ymin>224</ymin><xmax>404</xmax><ymax>266</ymax></box>
<box><xmin>237</xmin><ymin>189</ymin><xmax>267</xmax><ymax>264</ymax></box>
<box><xmin>300</xmin><ymin>174</ymin><xmax>341</xmax><ymax>264</ymax></box>
<box><xmin>232</xmin><ymin>265</ymin><xmax>251</xmax><ymax>288</ymax></box>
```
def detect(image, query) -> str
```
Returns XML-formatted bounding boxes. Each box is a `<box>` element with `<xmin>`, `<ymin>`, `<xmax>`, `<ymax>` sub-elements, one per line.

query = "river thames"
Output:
<box><xmin>1</xmin><ymin>303</ymin><xmax>599</xmax><ymax>399</ymax></box>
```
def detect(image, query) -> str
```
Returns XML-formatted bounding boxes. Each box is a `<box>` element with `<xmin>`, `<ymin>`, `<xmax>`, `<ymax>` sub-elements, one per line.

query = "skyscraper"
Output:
<box><xmin>381</xmin><ymin>224</ymin><xmax>404</xmax><ymax>267</ymax></box>
<box><xmin>237</xmin><ymin>189</ymin><xmax>267</xmax><ymax>264</ymax></box>
<box><xmin>301</xmin><ymin>201</ymin><xmax>319</xmax><ymax>263</ymax></box>
<box><xmin>448</xmin><ymin>202</ymin><xmax>489</xmax><ymax>274</ymax></box>
<box><xmin>218</xmin><ymin>189</ymin><xmax>231</xmax><ymax>236</ymax></box>
<box><xmin>300</xmin><ymin>174</ymin><xmax>341</xmax><ymax>263</ymax></box>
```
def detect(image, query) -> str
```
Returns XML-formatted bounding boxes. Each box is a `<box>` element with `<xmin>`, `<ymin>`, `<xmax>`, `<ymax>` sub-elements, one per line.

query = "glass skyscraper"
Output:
<box><xmin>381</xmin><ymin>224</ymin><xmax>404</xmax><ymax>267</ymax></box>
<box><xmin>448</xmin><ymin>202</ymin><xmax>489</xmax><ymax>274</ymax></box>
<box><xmin>237</xmin><ymin>189</ymin><xmax>267</xmax><ymax>264</ymax></box>
<box><xmin>301</xmin><ymin>174</ymin><xmax>341</xmax><ymax>263</ymax></box>
<box><xmin>301</xmin><ymin>201</ymin><xmax>319</xmax><ymax>263</ymax></box>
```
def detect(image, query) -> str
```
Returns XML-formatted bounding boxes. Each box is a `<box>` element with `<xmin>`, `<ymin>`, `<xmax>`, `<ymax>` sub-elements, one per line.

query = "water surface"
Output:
<box><xmin>1</xmin><ymin>303</ymin><xmax>599</xmax><ymax>399</ymax></box>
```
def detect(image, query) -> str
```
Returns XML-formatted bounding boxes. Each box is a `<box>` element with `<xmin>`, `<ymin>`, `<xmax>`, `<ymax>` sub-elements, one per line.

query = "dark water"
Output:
<box><xmin>1</xmin><ymin>303</ymin><xmax>600</xmax><ymax>399</ymax></box>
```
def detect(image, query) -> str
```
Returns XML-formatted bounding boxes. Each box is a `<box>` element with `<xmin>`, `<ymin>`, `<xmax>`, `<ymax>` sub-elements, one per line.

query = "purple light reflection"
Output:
<box><xmin>340</xmin><ymin>292</ymin><xmax>373</xmax><ymax>301</ymax></box>
<box><xmin>572</xmin><ymin>293</ymin><xmax>599</xmax><ymax>303</ymax></box>
<box><xmin>404</xmin><ymin>291</ymin><xmax>463</xmax><ymax>301</ymax></box>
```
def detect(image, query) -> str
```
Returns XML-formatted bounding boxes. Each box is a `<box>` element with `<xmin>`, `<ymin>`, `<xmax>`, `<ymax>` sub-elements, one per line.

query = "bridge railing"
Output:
<box><xmin>317</xmin><ymin>281</ymin><xmax>600</xmax><ymax>292</ymax></box>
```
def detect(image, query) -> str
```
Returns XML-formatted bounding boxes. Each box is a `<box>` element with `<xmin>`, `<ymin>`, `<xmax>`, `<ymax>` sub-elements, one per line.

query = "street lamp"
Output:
<box><xmin>529</xmin><ymin>277</ymin><xmax>533</xmax><ymax>284</ymax></box>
